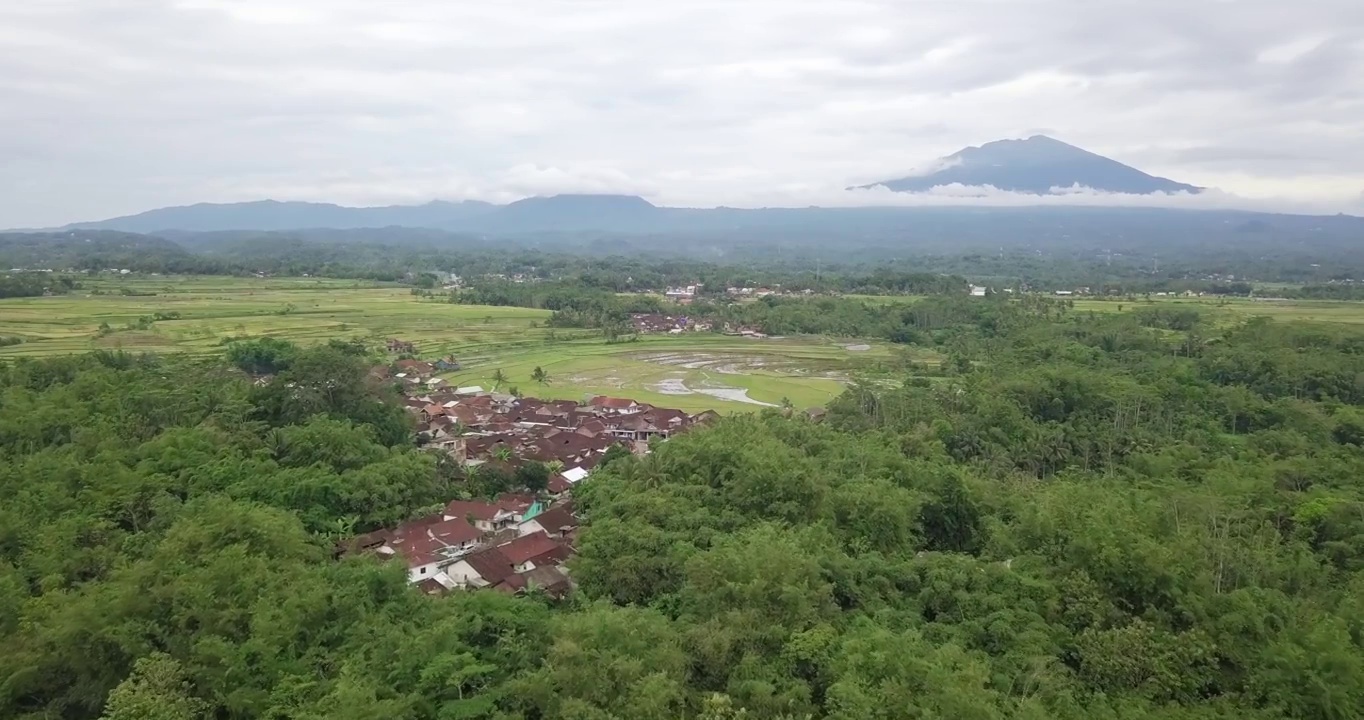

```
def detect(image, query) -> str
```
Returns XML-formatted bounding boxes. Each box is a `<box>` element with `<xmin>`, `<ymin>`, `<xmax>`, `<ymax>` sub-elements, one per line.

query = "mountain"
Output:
<box><xmin>66</xmin><ymin>199</ymin><xmax>497</xmax><ymax>233</ymax></box>
<box><xmin>860</xmin><ymin>135</ymin><xmax>1202</xmax><ymax>195</ymax></box>
<box><xmin>480</xmin><ymin>194</ymin><xmax>662</xmax><ymax>232</ymax></box>
<box><xmin>59</xmin><ymin>195</ymin><xmax>671</xmax><ymax>234</ymax></box>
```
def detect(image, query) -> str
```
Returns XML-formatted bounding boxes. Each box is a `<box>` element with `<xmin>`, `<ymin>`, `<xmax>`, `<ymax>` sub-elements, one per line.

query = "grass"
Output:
<box><xmin>1070</xmin><ymin>296</ymin><xmax>1364</xmax><ymax>325</ymax></box>
<box><xmin>0</xmin><ymin>274</ymin><xmax>887</xmax><ymax>412</ymax></box>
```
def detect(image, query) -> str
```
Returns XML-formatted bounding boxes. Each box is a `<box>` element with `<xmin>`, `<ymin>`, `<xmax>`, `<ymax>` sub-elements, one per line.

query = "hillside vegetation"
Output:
<box><xmin>1</xmin><ymin>303</ymin><xmax>1363</xmax><ymax>719</ymax></box>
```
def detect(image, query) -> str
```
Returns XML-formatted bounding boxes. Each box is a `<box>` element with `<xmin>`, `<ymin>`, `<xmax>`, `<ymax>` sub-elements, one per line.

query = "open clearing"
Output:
<box><xmin>0</xmin><ymin>275</ymin><xmax>880</xmax><ymax>412</ymax></box>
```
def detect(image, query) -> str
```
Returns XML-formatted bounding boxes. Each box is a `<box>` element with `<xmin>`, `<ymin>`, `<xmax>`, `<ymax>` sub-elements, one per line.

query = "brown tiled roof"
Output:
<box><xmin>521</xmin><ymin>565</ymin><xmax>572</xmax><ymax>595</ymax></box>
<box><xmin>392</xmin><ymin>513</ymin><xmax>446</xmax><ymax>538</ymax></box>
<box><xmin>416</xmin><ymin>577</ymin><xmax>450</xmax><ymax>595</ymax></box>
<box><xmin>495</xmin><ymin>493</ymin><xmax>536</xmax><ymax>512</ymax></box>
<box><xmin>499</xmin><ymin>531</ymin><xmax>571</xmax><ymax>566</ymax></box>
<box><xmin>530</xmin><ymin>505</ymin><xmax>578</xmax><ymax>535</ymax></box>
<box><xmin>546</xmin><ymin>474</ymin><xmax>572</xmax><ymax>494</ymax></box>
<box><xmin>575</xmin><ymin>419</ymin><xmax>608</xmax><ymax>436</ymax></box>
<box><xmin>493</xmin><ymin>574</ymin><xmax>526</xmax><ymax>594</ymax></box>
<box><xmin>444</xmin><ymin>500</ymin><xmax>500</xmax><ymax>522</ymax></box>
<box><xmin>589</xmin><ymin>396</ymin><xmax>637</xmax><ymax>409</ymax></box>
<box><xmin>461</xmin><ymin>546</ymin><xmax>516</xmax><ymax>585</ymax></box>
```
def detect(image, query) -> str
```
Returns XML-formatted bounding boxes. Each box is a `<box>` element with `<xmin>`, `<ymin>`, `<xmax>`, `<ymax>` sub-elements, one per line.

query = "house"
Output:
<box><xmin>664</xmin><ymin>284</ymin><xmax>699</xmax><ymax>301</ymax></box>
<box><xmin>969</xmin><ymin>285</ymin><xmax>987</xmax><ymax>297</ymax></box>
<box><xmin>517</xmin><ymin>503</ymin><xmax>578</xmax><ymax>539</ymax></box>
<box><xmin>690</xmin><ymin>410</ymin><xmax>721</xmax><ymax>425</ymax></box>
<box><xmin>588</xmin><ymin>396</ymin><xmax>639</xmax><ymax>413</ymax></box>
<box><xmin>443</xmin><ymin>499</ymin><xmax>520</xmax><ymax>532</ymax></box>
<box><xmin>434</xmin><ymin>356</ymin><xmax>462</xmax><ymax>371</ymax></box>
<box><xmin>382</xmin><ymin>515</ymin><xmax>483</xmax><ymax>582</ymax></box>
<box><xmin>546</xmin><ymin>474</ymin><xmax>574</xmax><ymax>497</ymax></box>
<box><xmin>416</xmin><ymin>574</ymin><xmax>458</xmax><ymax>595</ymax></box>
<box><xmin>494</xmin><ymin>565</ymin><xmax>573</xmax><ymax>598</ymax></box>
<box><xmin>387</xmin><ymin>339</ymin><xmax>416</xmax><ymax>354</ymax></box>
<box><xmin>499</xmin><ymin>531</ymin><xmax>572</xmax><ymax>572</ymax></box>
<box><xmin>395</xmin><ymin>359</ymin><xmax>436</xmax><ymax>376</ymax></box>
<box><xmin>443</xmin><ymin>545</ymin><xmax>517</xmax><ymax>588</ymax></box>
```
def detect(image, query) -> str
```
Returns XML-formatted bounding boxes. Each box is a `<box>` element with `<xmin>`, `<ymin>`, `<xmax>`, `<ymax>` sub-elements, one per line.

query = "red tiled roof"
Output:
<box><xmin>499</xmin><ymin>530</ymin><xmax>572</xmax><ymax>566</ymax></box>
<box><xmin>427</xmin><ymin>517</ymin><xmax>483</xmax><ymax>544</ymax></box>
<box><xmin>495</xmin><ymin>493</ymin><xmax>535</xmax><ymax>512</ymax></box>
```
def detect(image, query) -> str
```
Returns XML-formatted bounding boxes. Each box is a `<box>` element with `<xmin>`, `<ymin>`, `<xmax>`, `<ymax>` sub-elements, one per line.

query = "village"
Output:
<box><xmin>348</xmin><ymin>350</ymin><xmax>720</xmax><ymax>597</ymax></box>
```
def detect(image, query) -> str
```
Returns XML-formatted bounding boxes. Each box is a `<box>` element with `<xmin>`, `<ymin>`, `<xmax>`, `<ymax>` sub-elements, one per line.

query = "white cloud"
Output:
<box><xmin>2</xmin><ymin>0</ymin><xmax>1363</xmax><ymax>226</ymax></box>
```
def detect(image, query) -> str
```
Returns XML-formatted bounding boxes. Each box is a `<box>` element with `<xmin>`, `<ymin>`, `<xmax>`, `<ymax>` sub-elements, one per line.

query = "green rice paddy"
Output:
<box><xmin>0</xmin><ymin>275</ymin><xmax>883</xmax><ymax>412</ymax></box>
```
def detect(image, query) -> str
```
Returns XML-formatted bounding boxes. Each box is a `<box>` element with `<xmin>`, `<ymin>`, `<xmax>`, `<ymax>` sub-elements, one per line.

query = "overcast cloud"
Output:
<box><xmin>2</xmin><ymin>0</ymin><xmax>1363</xmax><ymax>227</ymax></box>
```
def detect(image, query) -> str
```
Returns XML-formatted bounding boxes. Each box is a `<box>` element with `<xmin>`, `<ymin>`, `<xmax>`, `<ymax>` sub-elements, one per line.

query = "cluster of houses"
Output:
<box><xmin>629</xmin><ymin>313</ymin><xmax>714</xmax><ymax>334</ymax></box>
<box><xmin>343</xmin><ymin>379</ymin><xmax>721</xmax><ymax>596</ymax></box>
<box><xmin>407</xmin><ymin>391</ymin><xmax>717</xmax><ymax>491</ymax></box>
<box><xmin>726</xmin><ymin>286</ymin><xmax>776</xmax><ymax>298</ymax></box>
<box><xmin>346</xmin><ymin>494</ymin><xmax>582</xmax><ymax>597</ymax></box>
<box><xmin>664</xmin><ymin>284</ymin><xmax>702</xmax><ymax>302</ymax></box>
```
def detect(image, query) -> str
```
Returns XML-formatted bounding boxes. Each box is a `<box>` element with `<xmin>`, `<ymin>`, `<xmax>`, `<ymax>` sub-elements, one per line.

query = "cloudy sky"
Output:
<box><xmin>3</xmin><ymin>0</ymin><xmax>1363</xmax><ymax>227</ymax></box>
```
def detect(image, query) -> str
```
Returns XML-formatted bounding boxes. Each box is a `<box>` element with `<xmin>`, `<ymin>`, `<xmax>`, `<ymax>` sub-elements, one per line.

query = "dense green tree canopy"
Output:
<box><xmin>3</xmin><ymin>304</ymin><xmax>1364</xmax><ymax>719</ymax></box>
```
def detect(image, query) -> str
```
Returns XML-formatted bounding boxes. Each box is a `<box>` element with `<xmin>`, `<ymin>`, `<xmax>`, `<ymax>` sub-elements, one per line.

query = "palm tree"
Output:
<box><xmin>490</xmin><ymin>368</ymin><xmax>507</xmax><ymax>389</ymax></box>
<box><xmin>531</xmin><ymin>366</ymin><xmax>549</xmax><ymax>384</ymax></box>
<box><xmin>492</xmin><ymin>445</ymin><xmax>514</xmax><ymax>462</ymax></box>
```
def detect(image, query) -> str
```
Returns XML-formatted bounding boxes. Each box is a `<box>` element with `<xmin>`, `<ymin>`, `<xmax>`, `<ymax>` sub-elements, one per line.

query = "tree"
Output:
<box><xmin>531</xmin><ymin>366</ymin><xmax>549</xmax><ymax>384</ymax></box>
<box><xmin>99</xmin><ymin>653</ymin><xmax>207</xmax><ymax>720</ymax></box>
<box><xmin>490</xmin><ymin>368</ymin><xmax>507</xmax><ymax>389</ymax></box>
<box><xmin>516</xmin><ymin>462</ymin><xmax>551</xmax><ymax>494</ymax></box>
<box><xmin>598</xmin><ymin>442</ymin><xmax>633</xmax><ymax>470</ymax></box>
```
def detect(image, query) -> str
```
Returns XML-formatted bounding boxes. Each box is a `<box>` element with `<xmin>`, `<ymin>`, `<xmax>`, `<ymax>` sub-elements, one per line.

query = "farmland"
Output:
<box><xmin>10</xmin><ymin>274</ymin><xmax>1364</xmax><ymax>411</ymax></box>
<box><xmin>0</xmin><ymin>275</ymin><xmax>882</xmax><ymax>412</ymax></box>
<box><xmin>1070</xmin><ymin>295</ymin><xmax>1364</xmax><ymax>325</ymax></box>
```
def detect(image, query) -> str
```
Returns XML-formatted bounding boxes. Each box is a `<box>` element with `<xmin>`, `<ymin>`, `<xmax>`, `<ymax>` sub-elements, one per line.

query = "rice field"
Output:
<box><xmin>0</xmin><ymin>274</ymin><xmax>889</xmax><ymax>412</ymax></box>
<box><xmin>1069</xmin><ymin>296</ymin><xmax>1364</xmax><ymax>325</ymax></box>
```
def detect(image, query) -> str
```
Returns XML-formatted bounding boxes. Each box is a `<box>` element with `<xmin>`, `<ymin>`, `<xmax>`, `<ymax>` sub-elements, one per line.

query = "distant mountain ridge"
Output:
<box><xmin>66</xmin><ymin>199</ymin><xmax>499</xmax><ymax>233</ymax></box>
<box><xmin>59</xmin><ymin>195</ymin><xmax>673</xmax><ymax>234</ymax></box>
<box><xmin>860</xmin><ymin>135</ymin><xmax>1201</xmax><ymax>195</ymax></box>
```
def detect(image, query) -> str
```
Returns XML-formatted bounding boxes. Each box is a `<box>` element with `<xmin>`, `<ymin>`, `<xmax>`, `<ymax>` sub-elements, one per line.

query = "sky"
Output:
<box><xmin>3</xmin><ymin>0</ymin><xmax>1363</xmax><ymax>227</ymax></box>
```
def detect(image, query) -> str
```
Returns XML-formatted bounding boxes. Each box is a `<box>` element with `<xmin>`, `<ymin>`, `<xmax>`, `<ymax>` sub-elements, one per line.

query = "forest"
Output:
<box><xmin>0</xmin><ymin>272</ymin><xmax>76</xmax><ymax>299</ymax></box>
<box><xmin>9</xmin><ymin>224</ymin><xmax>1364</xmax><ymax>293</ymax></box>
<box><xmin>2</xmin><ymin>299</ymin><xmax>1363</xmax><ymax>719</ymax></box>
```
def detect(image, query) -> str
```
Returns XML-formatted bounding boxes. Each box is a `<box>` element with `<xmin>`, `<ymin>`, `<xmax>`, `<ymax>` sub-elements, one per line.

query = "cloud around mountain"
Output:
<box><xmin>855</xmin><ymin>135</ymin><xmax>1202</xmax><ymax>195</ymax></box>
